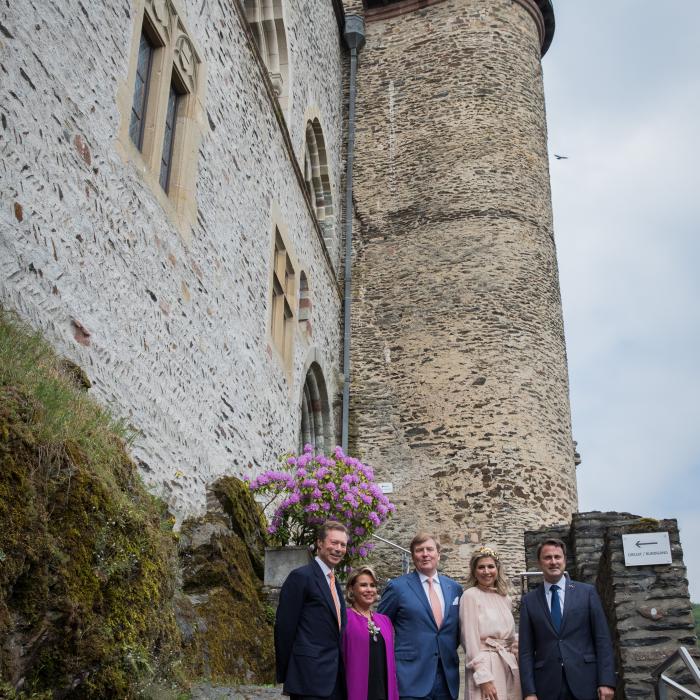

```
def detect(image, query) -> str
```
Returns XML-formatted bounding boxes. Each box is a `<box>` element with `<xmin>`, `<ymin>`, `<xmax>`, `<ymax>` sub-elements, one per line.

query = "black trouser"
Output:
<box><xmin>291</xmin><ymin>669</ymin><xmax>345</xmax><ymax>700</ymax></box>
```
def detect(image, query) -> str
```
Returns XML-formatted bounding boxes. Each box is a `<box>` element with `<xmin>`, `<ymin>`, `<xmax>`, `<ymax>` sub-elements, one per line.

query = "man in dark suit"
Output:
<box><xmin>519</xmin><ymin>538</ymin><xmax>616</xmax><ymax>700</ymax></box>
<box><xmin>377</xmin><ymin>532</ymin><xmax>463</xmax><ymax>700</ymax></box>
<box><xmin>275</xmin><ymin>520</ymin><xmax>348</xmax><ymax>700</ymax></box>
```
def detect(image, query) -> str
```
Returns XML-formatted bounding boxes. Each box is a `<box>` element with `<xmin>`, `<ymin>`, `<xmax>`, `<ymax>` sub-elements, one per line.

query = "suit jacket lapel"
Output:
<box><xmin>407</xmin><ymin>570</ymin><xmax>437</xmax><ymax>627</ymax></box>
<box><xmin>559</xmin><ymin>578</ymin><xmax>576</xmax><ymax>634</ymax></box>
<box><xmin>536</xmin><ymin>582</ymin><xmax>557</xmax><ymax>634</ymax></box>
<box><xmin>442</xmin><ymin>578</ymin><xmax>456</xmax><ymax>622</ymax></box>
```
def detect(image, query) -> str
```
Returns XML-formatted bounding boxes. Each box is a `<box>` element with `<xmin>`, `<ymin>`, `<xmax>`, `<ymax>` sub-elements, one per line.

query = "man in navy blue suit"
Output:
<box><xmin>275</xmin><ymin>520</ymin><xmax>348</xmax><ymax>700</ymax></box>
<box><xmin>519</xmin><ymin>538</ymin><xmax>616</xmax><ymax>700</ymax></box>
<box><xmin>377</xmin><ymin>532</ymin><xmax>463</xmax><ymax>700</ymax></box>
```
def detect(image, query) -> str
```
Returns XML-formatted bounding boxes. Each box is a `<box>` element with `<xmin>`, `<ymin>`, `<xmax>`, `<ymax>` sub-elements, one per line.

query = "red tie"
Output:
<box><xmin>428</xmin><ymin>577</ymin><xmax>443</xmax><ymax>628</ymax></box>
<box><xmin>329</xmin><ymin>571</ymin><xmax>341</xmax><ymax>628</ymax></box>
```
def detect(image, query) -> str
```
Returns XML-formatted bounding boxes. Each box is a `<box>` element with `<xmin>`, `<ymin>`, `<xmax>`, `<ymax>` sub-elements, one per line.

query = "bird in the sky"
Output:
<box><xmin>554</xmin><ymin>154</ymin><xmax>569</xmax><ymax>160</ymax></box>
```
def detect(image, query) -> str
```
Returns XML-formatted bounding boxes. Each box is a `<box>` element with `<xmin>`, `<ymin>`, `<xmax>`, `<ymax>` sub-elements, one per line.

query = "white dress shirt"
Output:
<box><xmin>419</xmin><ymin>571</ymin><xmax>445</xmax><ymax>615</ymax></box>
<box><xmin>544</xmin><ymin>576</ymin><xmax>567</xmax><ymax>613</ymax></box>
<box><xmin>315</xmin><ymin>556</ymin><xmax>335</xmax><ymax>589</ymax></box>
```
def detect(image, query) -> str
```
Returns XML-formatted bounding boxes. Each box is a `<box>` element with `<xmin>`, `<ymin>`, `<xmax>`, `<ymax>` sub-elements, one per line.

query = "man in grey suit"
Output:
<box><xmin>377</xmin><ymin>532</ymin><xmax>462</xmax><ymax>700</ymax></box>
<box><xmin>519</xmin><ymin>538</ymin><xmax>616</xmax><ymax>700</ymax></box>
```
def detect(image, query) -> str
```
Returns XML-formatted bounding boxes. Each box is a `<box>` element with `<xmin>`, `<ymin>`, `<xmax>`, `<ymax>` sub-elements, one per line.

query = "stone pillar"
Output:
<box><xmin>349</xmin><ymin>0</ymin><xmax>576</xmax><ymax>579</ymax></box>
<box><xmin>604</xmin><ymin>519</ymin><xmax>697</xmax><ymax>698</ymax></box>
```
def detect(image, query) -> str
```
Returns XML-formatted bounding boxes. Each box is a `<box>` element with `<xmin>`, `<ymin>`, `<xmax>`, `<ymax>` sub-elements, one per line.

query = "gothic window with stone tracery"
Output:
<box><xmin>121</xmin><ymin>0</ymin><xmax>204</xmax><ymax>230</ymax></box>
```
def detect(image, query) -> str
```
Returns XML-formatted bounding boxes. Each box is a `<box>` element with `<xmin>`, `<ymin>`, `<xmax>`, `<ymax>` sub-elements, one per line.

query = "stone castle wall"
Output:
<box><xmin>349</xmin><ymin>0</ymin><xmax>577</xmax><ymax>579</ymax></box>
<box><xmin>0</xmin><ymin>0</ymin><xmax>346</xmax><ymax>519</ymax></box>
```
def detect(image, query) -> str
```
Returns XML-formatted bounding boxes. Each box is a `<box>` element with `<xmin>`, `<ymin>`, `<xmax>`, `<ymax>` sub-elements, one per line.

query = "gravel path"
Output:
<box><xmin>190</xmin><ymin>683</ymin><xmax>285</xmax><ymax>699</ymax></box>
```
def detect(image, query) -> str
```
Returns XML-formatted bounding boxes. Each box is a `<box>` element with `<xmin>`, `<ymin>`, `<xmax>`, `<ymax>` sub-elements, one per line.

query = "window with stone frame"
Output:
<box><xmin>298</xmin><ymin>271</ymin><xmax>312</xmax><ymax>338</ymax></box>
<box><xmin>270</xmin><ymin>229</ymin><xmax>296</xmax><ymax>363</ymax></box>
<box><xmin>303</xmin><ymin>119</ymin><xmax>335</xmax><ymax>243</ymax></box>
<box><xmin>159</xmin><ymin>75</ymin><xmax>186</xmax><ymax>192</ymax></box>
<box><xmin>244</xmin><ymin>0</ymin><xmax>290</xmax><ymax>113</ymax></box>
<box><xmin>299</xmin><ymin>363</ymin><xmax>332</xmax><ymax>453</ymax></box>
<box><xmin>129</xmin><ymin>28</ymin><xmax>157</xmax><ymax>150</ymax></box>
<box><xmin>120</xmin><ymin>0</ymin><xmax>204</xmax><ymax>238</ymax></box>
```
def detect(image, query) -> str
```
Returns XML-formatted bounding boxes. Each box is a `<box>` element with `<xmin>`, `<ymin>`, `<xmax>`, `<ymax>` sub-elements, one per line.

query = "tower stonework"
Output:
<box><xmin>349</xmin><ymin>0</ymin><xmax>577</xmax><ymax>578</ymax></box>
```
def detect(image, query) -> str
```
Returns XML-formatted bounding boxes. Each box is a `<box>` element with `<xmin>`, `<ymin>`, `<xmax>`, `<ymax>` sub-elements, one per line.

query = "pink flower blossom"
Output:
<box><xmin>247</xmin><ymin>445</ymin><xmax>394</xmax><ymax>561</ymax></box>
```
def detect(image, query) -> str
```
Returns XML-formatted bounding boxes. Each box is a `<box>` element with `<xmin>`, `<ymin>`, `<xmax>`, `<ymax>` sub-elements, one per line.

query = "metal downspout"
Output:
<box><xmin>341</xmin><ymin>16</ymin><xmax>365</xmax><ymax>451</ymax></box>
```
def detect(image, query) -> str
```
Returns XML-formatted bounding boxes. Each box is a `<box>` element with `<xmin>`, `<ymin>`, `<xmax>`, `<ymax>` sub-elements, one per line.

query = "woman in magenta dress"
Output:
<box><xmin>342</xmin><ymin>566</ymin><xmax>399</xmax><ymax>700</ymax></box>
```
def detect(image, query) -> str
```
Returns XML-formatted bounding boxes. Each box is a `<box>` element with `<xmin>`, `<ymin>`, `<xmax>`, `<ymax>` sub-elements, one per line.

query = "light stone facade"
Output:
<box><xmin>0</xmin><ymin>0</ymin><xmax>345</xmax><ymax>519</ymax></box>
<box><xmin>1</xmin><ymin>0</ymin><xmax>577</xmax><ymax>569</ymax></box>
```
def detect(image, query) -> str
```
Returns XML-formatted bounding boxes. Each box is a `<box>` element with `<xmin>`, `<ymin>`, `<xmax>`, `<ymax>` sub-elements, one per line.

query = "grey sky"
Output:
<box><xmin>543</xmin><ymin>2</ymin><xmax>700</xmax><ymax>599</ymax></box>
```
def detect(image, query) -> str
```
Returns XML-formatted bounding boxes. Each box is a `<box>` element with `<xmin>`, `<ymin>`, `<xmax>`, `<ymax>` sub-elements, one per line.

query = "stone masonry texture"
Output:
<box><xmin>2</xmin><ymin>0</ymin><xmax>575</xmax><ymax>569</ymax></box>
<box><xmin>0</xmin><ymin>0</ymin><xmax>345</xmax><ymax>520</ymax></box>
<box><xmin>348</xmin><ymin>0</ymin><xmax>577</xmax><ymax>579</ymax></box>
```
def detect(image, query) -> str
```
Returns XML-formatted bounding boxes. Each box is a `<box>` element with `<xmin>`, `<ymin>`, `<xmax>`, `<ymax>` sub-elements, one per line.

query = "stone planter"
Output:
<box><xmin>264</xmin><ymin>545</ymin><xmax>312</xmax><ymax>587</ymax></box>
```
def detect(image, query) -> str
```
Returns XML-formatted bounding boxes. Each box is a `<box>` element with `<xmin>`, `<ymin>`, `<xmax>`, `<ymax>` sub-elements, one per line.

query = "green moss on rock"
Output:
<box><xmin>1</xmin><ymin>313</ymin><xmax>275</xmax><ymax>697</ymax></box>
<box><xmin>0</xmin><ymin>314</ymin><xmax>183</xmax><ymax>698</ymax></box>
<box><xmin>177</xmin><ymin>480</ymin><xmax>274</xmax><ymax>684</ymax></box>
<box><xmin>210</xmin><ymin>476</ymin><xmax>267</xmax><ymax>579</ymax></box>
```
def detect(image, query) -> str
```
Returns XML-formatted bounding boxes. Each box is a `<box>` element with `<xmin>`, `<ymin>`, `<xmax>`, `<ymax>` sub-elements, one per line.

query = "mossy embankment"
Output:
<box><xmin>0</xmin><ymin>312</ymin><xmax>275</xmax><ymax>697</ymax></box>
<box><xmin>0</xmin><ymin>312</ymin><xmax>184</xmax><ymax>697</ymax></box>
<box><xmin>177</xmin><ymin>477</ymin><xmax>275</xmax><ymax>683</ymax></box>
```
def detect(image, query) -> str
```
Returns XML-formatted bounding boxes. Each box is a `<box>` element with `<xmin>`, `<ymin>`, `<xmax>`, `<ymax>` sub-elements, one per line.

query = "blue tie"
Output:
<box><xmin>550</xmin><ymin>584</ymin><xmax>562</xmax><ymax>633</ymax></box>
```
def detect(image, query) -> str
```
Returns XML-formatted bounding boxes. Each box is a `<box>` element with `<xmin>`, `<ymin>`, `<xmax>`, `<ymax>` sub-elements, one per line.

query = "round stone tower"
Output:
<box><xmin>348</xmin><ymin>0</ymin><xmax>577</xmax><ymax>579</ymax></box>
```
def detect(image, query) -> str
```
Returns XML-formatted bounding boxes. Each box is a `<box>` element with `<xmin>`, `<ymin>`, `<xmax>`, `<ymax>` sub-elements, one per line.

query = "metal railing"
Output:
<box><xmin>371</xmin><ymin>533</ymin><xmax>411</xmax><ymax>575</ymax></box>
<box><xmin>652</xmin><ymin>646</ymin><xmax>700</xmax><ymax>700</ymax></box>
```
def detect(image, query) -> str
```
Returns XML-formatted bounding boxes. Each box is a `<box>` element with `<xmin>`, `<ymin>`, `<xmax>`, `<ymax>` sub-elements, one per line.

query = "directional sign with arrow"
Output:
<box><xmin>622</xmin><ymin>532</ymin><xmax>672</xmax><ymax>566</ymax></box>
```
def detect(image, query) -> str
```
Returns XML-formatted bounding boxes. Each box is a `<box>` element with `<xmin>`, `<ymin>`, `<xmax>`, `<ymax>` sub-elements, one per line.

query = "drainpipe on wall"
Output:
<box><xmin>341</xmin><ymin>15</ymin><xmax>365</xmax><ymax>452</ymax></box>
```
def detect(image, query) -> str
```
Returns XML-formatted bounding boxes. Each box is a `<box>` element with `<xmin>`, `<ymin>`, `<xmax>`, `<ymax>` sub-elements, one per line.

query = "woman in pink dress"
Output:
<box><xmin>459</xmin><ymin>547</ymin><xmax>520</xmax><ymax>700</ymax></box>
<box><xmin>342</xmin><ymin>566</ymin><xmax>399</xmax><ymax>700</ymax></box>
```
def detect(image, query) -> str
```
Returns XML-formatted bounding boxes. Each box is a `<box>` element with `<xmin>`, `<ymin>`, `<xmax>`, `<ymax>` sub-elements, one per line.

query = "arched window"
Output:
<box><xmin>298</xmin><ymin>272</ymin><xmax>312</xmax><ymax>337</ymax></box>
<box><xmin>303</xmin><ymin>119</ymin><xmax>335</xmax><ymax>242</ymax></box>
<box><xmin>245</xmin><ymin>0</ymin><xmax>290</xmax><ymax>112</ymax></box>
<box><xmin>299</xmin><ymin>363</ymin><xmax>331</xmax><ymax>453</ymax></box>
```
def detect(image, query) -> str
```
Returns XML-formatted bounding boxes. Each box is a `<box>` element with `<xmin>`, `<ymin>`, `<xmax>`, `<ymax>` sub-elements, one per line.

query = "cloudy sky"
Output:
<box><xmin>542</xmin><ymin>2</ymin><xmax>700</xmax><ymax>600</ymax></box>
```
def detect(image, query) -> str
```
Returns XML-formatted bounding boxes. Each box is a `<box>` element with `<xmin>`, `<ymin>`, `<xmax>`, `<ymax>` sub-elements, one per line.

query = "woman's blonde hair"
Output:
<box><xmin>465</xmin><ymin>547</ymin><xmax>510</xmax><ymax>595</ymax></box>
<box><xmin>345</xmin><ymin>565</ymin><xmax>379</xmax><ymax>604</ymax></box>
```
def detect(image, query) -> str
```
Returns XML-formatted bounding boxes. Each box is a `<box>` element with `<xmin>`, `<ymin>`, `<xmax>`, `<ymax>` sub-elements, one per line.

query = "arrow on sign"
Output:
<box><xmin>636</xmin><ymin>540</ymin><xmax>658</xmax><ymax>548</ymax></box>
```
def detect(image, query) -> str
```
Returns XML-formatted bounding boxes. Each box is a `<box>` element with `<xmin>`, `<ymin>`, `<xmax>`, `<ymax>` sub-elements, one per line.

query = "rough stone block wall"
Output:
<box><xmin>349</xmin><ymin>0</ymin><xmax>577</xmax><ymax>580</ymax></box>
<box><xmin>0</xmin><ymin>0</ymin><xmax>346</xmax><ymax>519</ymax></box>
<box><xmin>604</xmin><ymin>519</ymin><xmax>697</xmax><ymax>699</ymax></box>
<box><xmin>525</xmin><ymin>512</ymin><xmax>698</xmax><ymax>699</ymax></box>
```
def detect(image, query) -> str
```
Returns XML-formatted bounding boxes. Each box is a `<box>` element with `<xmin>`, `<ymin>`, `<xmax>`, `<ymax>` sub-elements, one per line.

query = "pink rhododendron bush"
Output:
<box><xmin>246</xmin><ymin>444</ymin><xmax>395</xmax><ymax>564</ymax></box>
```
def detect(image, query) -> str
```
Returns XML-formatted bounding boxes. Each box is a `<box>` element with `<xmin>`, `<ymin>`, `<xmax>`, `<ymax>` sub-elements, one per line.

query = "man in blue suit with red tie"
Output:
<box><xmin>519</xmin><ymin>538</ymin><xmax>616</xmax><ymax>700</ymax></box>
<box><xmin>377</xmin><ymin>532</ymin><xmax>463</xmax><ymax>700</ymax></box>
<box><xmin>275</xmin><ymin>521</ymin><xmax>348</xmax><ymax>700</ymax></box>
